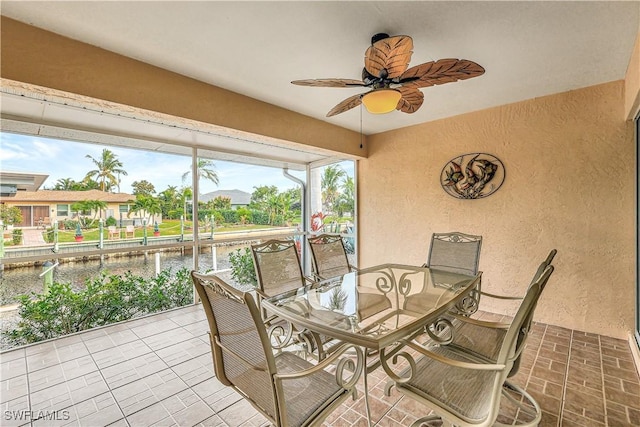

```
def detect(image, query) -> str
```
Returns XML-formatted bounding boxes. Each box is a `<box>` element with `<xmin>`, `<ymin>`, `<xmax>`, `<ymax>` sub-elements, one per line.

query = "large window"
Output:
<box><xmin>308</xmin><ymin>160</ymin><xmax>357</xmax><ymax>269</ymax></box>
<box><xmin>56</xmin><ymin>204</ymin><xmax>69</xmax><ymax>217</ymax></box>
<box><xmin>1</xmin><ymin>133</ymin><xmax>349</xmax><ymax>350</ymax></box>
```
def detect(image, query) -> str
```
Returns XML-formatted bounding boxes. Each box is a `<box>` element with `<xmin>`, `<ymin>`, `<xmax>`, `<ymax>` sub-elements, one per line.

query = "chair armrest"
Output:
<box><xmin>214</xmin><ymin>336</ymin><xmax>268</xmax><ymax>372</ymax></box>
<box><xmin>479</xmin><ymin>290</ymin><xmax>523</xmax><ymax>301</ymax></box>
<box><xmin>274</xmin><ymin>343</ymin><xmax>364</xmax><ymax>389</ymax></box>
<box><xmin>450</xmin><ymin>313</ymin><xmax>511</xmax><ymax>329</ymax></box>
<box><xmin>405</xmin><ymin>340</ymin><xmax>505</xmax><ymax>371</ymax></box>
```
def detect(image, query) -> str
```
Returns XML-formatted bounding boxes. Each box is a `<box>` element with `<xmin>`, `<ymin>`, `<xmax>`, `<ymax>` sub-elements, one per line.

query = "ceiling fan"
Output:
<box><xmin>292</xmin><ymin>33</ymin><xmax>485</xmax><ymax>117</ymax></box>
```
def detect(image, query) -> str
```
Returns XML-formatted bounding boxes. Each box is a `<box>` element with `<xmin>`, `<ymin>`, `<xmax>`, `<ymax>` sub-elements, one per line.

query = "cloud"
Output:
<box><xmin>1</xmin><ymin>134</ymin><xmax>354</xmax><ymax>195</ymax></box>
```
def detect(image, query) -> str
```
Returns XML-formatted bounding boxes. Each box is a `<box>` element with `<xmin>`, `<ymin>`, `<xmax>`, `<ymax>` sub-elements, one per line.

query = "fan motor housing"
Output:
<box><xmin>371</xmin><ymin>33</ymin><xmax>390</xmax><ymax>44</ymax></box>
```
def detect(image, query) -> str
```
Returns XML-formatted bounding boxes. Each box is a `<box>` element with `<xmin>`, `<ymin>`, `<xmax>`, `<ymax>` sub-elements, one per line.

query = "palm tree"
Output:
<box><xmin>71</xmin><ymin>200</ymin><xmax>107</xmax><ymax>226</ymax></box>
<box><xmin>53</xmin><ymin>178</ymin><xmax>76</xmax><ymax>190</ymax></box>
<box><xmin>158</xmin><ymin>185</ymin><xmax>180</xmax><ymax>219</ymax></box>
<box><xmin>321</xmin><ymin>165</ymin><xmax>346</xmax><ymax>213</ymax></box>
<box><xmin>336</xmin><ymin>176</ymin><xmax>355</xmax><ymax>217</ymax></box>
<box><xmin>84</xmin><ymin>149</ymin><xmax>128</xmax><ymax>192</ymax></box>
<box><xmin>129</xmin><ymin>195</ymin><xmax>162</xmax><ymax>224</ymax></box>
<box><xmin>182</xmin><ymin>158</ymin><xmax>219</xmax><ymax>187</ymax></box>
<box><xmin>179</xmin><ymin>187</ymin><xmax>193</xmax><ymax>220</ymax></box>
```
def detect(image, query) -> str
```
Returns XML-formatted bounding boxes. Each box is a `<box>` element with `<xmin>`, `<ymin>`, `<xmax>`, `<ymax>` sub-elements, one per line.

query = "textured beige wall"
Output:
<box><xmin>359</xmin><ymin>81</ymin><xmax>635</xmax><ymax>339</ymax></box>
<box><xmin>0</xmin><ymin>17</ymin><xmax>366</xmax><ymax>158</ymax></box>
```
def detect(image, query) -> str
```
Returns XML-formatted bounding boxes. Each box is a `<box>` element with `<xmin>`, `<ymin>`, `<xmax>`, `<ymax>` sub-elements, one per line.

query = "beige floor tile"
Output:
<box><xmin>112</xmin><ymin>368</ymin><xmax>189</xmax><ymax>416</ymax></box>
<box><xmin>4</xmin><ymin>305</ymin><xmax>640</xmax><ymax>427</ymax></box>
<box><xmin>0</xmin><ymin>356</ymin><xmax>27</xmax><ymax>380</ymax></box>
<box><xmin>1</xmin><ymin>375</ymin><xmax>28</xmax><ymax>404</ymax></box>
<box><xmin>101</xmin><ymin>352</ymin><xmax>169</xmax><ymax>389</ymax></box>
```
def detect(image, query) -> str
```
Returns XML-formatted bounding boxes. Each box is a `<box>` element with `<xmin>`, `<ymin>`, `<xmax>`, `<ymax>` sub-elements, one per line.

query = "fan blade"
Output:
<box><xmin>396</xmin><ymin>86</ymin><xmax>424</xmax><ymax>114</ymax></box>
<box><xmin>326</xmin><ymin>93</ymin><xmax>363</xmax><ymax>117</ymax></box>
<box><xmin>364</xmin><ymin>35</ymin><xmax>413</xmax><ymax>79</ymax></box>
<box><xmin>400</xmin><ymin>59</ymin><xmax>485</xmax><ymax>89</ymax></box>
<box><xmin>291</xmin><ymin>78</ymin><xmax>366</xmax><ymax>87</ymax></box>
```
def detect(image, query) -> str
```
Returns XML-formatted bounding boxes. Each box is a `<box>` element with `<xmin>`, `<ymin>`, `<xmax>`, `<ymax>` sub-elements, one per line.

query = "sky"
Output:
<box><xmin>0</xmin><ymin>133</ymin><xmax>353</xmax><ymax>195</ymax></box>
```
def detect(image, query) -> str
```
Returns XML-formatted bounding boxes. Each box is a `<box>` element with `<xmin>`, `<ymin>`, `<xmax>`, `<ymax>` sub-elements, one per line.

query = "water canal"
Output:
<box><xmin>0</xmin><ymin>243</ymin><xmax>249</xmax><ymax>306</ymax></box>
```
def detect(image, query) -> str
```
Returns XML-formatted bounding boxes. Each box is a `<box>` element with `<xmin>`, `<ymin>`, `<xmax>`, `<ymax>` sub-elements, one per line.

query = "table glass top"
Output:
<box><xmin>262</xmin><ymin>263</ymin><xmax>480</xmax><ymax>349</ymax></box>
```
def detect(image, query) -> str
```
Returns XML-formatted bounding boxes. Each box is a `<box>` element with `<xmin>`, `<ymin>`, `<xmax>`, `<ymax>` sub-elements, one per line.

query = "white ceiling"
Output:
<box><xmin>1</xmin><ymin>1</ymin><xmax>639</xmax><ymax>136</ymax></box>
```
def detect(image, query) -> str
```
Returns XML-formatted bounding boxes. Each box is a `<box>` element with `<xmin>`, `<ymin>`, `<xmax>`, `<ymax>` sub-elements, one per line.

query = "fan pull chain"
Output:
<box><xmin>360</xmin><ymin>104</ymin><xmax>363</xmax><ymax>149</ymax></box>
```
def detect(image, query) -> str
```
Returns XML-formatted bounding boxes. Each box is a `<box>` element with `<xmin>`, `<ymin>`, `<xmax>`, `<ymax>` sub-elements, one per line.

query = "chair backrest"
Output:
<box><xmin>308</xmin><ymin>234</ymin><xmax>351</xmax><ymax>279</ymax></box>
<box><xmin>251</xmin><ymin>239</ymin><xmax>305</xmax><ymax>297</ymax></box>
<box><xmin>426</xmin><ymin>231</ymin><xmax>482</xmax><ymax>276</ymax></box>
<box><xmin>500</xmin><ymin>265</ymin><xmax>555</xmax><ymax>373</ymax></box>
<box><xmin>191</xmin><ymin>271</ymin><xmax>280</xmax><ymax>423</ymax></box>
<box><xmin>529</xmin><ymin>249</ymin><xmax>557</xmax><ymax>287</ymax></box>
<box><xmin>126</xmin><ymin>225</ymin><xmax>134</xmax><ymax>232</ymax></box>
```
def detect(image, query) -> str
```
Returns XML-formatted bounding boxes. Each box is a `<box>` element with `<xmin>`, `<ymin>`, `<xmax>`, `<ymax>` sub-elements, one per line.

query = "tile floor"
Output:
<box><xmin>1</xmin><ymin>305</ymin><xmax>639</xmax><ymax>426</ymax></box>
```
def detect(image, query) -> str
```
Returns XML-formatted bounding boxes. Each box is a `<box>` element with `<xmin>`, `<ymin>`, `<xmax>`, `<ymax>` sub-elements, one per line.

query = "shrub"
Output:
<box><xmin>43</xmin><ymin>228</ymin><xmax>54</xmax><ymax>243</ymax></box>
<box><xmin>63</xmin><ymin>220</ymin><xmax>77</xmax><ymax>230</ymax></box>
<box><xmin>0</xmin><ymin>205</ymin><xmax>23</xmax><ymax>226</ymax></box>
<box><xmin>212</xmin><ymin>211</ymin><xmax>225</xmax><ymax>226</ymax></box>
<box><xmin>236</xmin><ymin>207</ymin><xmax>252</xmax><ymax>223</ymax></box>
<box><xmin>218</xmin><ymin>209</ymin><xmax>239</xmax><ymax>224</ymax></box>
<box><xmin>12</xmin><ymin>229</ymin><xmax>22</xmax><ymax>245</ymax></box>
<box><xmin>250</xmin><ymin>210</ymin><xmax>270</xmax><ymax>225</ymax></box>
<box><xmin>228</xmin><ymin>247</ymin><xmax>257</xmax><ymax>287</ymax></box>
<box><xmin>7</xmin><ymin>267</ymin><xmax>193</xmax><ymax>346</ymax></box>
<box><xmin>105</xmin><ymin>216</ymin><xmax>117</xmax><ymax>227</ymax></box>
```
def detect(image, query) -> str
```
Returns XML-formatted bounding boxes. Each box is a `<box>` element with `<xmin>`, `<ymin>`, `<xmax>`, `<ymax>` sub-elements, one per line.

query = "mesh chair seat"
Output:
<box><xmin>275</xmin><ymin>352</ymin><xmax>344</xmax><ymax>427</ymax></box>
<box><xmin>398</xmin><ymin>345</ymin><xmax>499</xmax><ymax>424</ymax></box>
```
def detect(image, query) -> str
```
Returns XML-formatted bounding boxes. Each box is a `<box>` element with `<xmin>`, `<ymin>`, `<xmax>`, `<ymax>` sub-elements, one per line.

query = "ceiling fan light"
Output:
<box><xmin>362</xmin><ymin>89</ymin><xmax>402</xmax><ymax>114</ymax></box>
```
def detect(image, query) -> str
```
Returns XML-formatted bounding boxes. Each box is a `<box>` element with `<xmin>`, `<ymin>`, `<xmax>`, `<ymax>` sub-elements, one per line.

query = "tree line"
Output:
<box><xmin>38</xmin><ymin>148</ymin><xmax>353</xmax><ymax>227</ymax></box>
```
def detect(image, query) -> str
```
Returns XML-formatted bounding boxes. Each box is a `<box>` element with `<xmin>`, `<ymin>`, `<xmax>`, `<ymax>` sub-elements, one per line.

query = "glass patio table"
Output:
<box><xmin>262</xmin><ymin>263</ymin><xmax>481</xmax><ymax>425</ymax></box>
<box><xmin>262</xmin><ymin>263</ymin><xmax>480</xmax><ymax>351</ymax></box>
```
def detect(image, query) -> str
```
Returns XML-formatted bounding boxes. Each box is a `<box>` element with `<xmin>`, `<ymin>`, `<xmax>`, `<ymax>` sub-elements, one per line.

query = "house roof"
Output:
<box><xmin>200</xmin><ymin>189</ymin><xmax>251</xmax><ymax>206</ymax></box>
<box><xmin>0</xmin><ymin>189</ymin><xmax>135</xmax><ymax>204</ymax></box>
<box><xmin>0</xmin><ymin>171</ymin><xmax>49</xmax><ymax>193</ymax></box>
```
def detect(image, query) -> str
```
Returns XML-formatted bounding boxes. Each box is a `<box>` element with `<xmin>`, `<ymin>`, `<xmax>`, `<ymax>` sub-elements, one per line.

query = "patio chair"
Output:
<box><xmin>251</xmin><ymin>239</ymin><xmax>314</xmax><ymax>298</ymax></box>
<box><xmin>434</xmin><ymin>249</ymin><xmax>557</xmax><ymax>378</ymax></box>
<box><xmin>251</xmin><ymin>239</ymin><xmax>337</xmax><ymax>359</ymax></box>
<box><xmin>382</xmin><ymin>265</ymin><xmax>555</xmax><ymax>427</ymax></box>
<box><xmin>125</xmin><ymin>225</ymin><xmax>135</xmax><ymax>238</ymax></box>
<box><xmin>308</xmin><ymin>234</ymin><xmax>357</xmax><ymax>280</ymax></box>
<box><xmin>424</xmin><ymin>231</ymin><xmax>483</xmax><ymax>315</ymax></box>
<box><xmin>107</xmin><ymin>226</ymin><xmax>120</xmax><ymax>240</ymax></box>
<box><xmin>191</xmin><ymin>271</ymin><xmax>363</xmax><ymax>427</ymax></box>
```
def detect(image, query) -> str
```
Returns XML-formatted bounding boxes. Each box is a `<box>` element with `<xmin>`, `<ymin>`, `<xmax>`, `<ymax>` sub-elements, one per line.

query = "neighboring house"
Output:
<box><xmin>0</xmin><ymin>171</ymin><xmax>49</xmax><ymax>197</ymax></box>
<box><xmin>0</xmin><ymin>189</ymin><xmax>145</xmax><ymax>227</ymax></box>
<box><xmin>200</xmin><ymin>189</ymin><xmax>251</xmax><ymax>209</ymax></box>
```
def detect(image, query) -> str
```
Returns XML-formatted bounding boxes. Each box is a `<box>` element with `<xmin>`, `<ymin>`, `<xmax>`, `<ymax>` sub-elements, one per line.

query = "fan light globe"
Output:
<box><xmin>362</xmin><ymin>89</ymin><xmax>402</xmax><ymax>114</ymax></box>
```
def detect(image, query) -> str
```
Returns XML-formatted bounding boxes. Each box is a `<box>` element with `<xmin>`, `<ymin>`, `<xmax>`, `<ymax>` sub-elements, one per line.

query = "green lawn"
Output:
<box><xmin>46</xmin><ymin>220</ymin><xmax>287</xmax><ymax>243</ymax></box>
